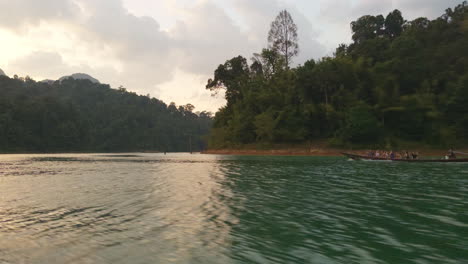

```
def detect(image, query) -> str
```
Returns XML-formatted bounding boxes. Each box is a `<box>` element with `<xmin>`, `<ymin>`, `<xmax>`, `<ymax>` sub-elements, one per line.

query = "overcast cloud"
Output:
<box><xmin>0</xmin><ymin>0</ymin><xmax>461</xmax><ymax>111</ymax></box>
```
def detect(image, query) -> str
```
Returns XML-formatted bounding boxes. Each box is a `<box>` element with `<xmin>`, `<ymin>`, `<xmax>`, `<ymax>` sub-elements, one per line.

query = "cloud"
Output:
<box><xmin>171</xmin><ymin>1</ymin><xmax>253</xmax><ymax>75</ymax></box>
<box><xmin>8</xmin><ymin>51</ymin><xmax>72</xmax><ymax>78</ymax></box>
<box><xmin>157</xmin><ymin>68</ymin><xmax>225</xmax><ymax>112</ymax></box>
<box><xmin>76</xmin><ymin>0</ymin><xmax>177</xmax><ymax>92</ymax></box>
<box><xmin>394</xmin><ymin>0</ymin><xmax>462</xmax><ymax>19</ymax></box>
<box><xmin>289</xmin><ymin>9</ymin><xmax>327</xmax><ymax>64</ymax></box>
<box><xmin>0</xmin><ymin>0</ymin><xmax>78</xmax><ymax>29</ymax></box>
<box><xmin>7</xmin><ymin>50</ymin><xmax>123</xmax><ymax>86</ymax></box>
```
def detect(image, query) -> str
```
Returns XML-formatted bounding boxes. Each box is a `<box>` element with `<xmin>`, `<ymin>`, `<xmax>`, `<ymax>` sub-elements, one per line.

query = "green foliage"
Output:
<box><xmin>339</xmin><ymin>103</ymin><xmax>382</xmax><ymax>144</ymax></box>
<box><xmin>254</xmin><ymin>109</ymin><xmax>277</xmax><ymax>142</ymax></box>
<box><xmin>385</xmin><ymin>10</ymin><xmax>405</xmax><ymax>39</ymax></box>
<box><xmin>447</xmin><ymin>73</ymin><xmax>468</xmax><ymax>143</ymax></box>
<box><xmin>206</xmin><ymin>2</ymin><xmax>468</xmax><ymax>148</ymax></box>
<box><xmin>206</xmin><ymin>56</ymin><xmax>250</xmax><ymax>105</ymax></box>
<box><xmin>0</xmin><ymin>76</ymin><xmax>212</xmax><ymax>152</ymax></box>
<box><xmin>351</xmin><ymin>14</ymin><xmax>385</xmax><ymax>44</ymax></box>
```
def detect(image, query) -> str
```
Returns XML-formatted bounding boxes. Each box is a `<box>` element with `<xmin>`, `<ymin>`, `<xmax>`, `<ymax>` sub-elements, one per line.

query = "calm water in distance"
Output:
<box><xmin>1</xmin><ymin>153</ymin><xmax>467</xmax><ymax>264</ymax></box>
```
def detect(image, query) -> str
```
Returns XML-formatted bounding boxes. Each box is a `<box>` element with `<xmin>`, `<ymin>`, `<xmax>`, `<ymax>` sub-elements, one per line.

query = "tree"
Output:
<box><xmin>351</xmin><ymin>15</ymin><xmax>385</xmax><ymax>43</ymax></box>
<box><xmin>268</xmin><ymin>10</ymin><xmax>299</xmax><ymax>68</ymax></box>
<box><xmin>183</xmin><ymin>103</ymin><xmax>195</xmax><ymax>113</ymax></box>
<box><xmin>254</xmin><ymin>109</ymin><xmax>277</xmax><ymax>142</ymax></box>
<box><xmin>340</xmin><ymin>103</ymin><xmax>382</xmax><ymax>144</ymax></box>
<box><xmin>312</xmin><ymin>58</ymin><xmax>337</xmax><ymax>106</ymax></box>
<box><xmin>206</xmin><ymin>56</ymin><xmax>250</xmax><ymax>105</ymax></box>
<box><xmin>251</xmin><ymin>48</ymin><xmax>285</xmax><ymax>79</ymax></box>
<box><xmin>334</xmin><ymin>44</ymin><xmax>348</xmax><ymax>57</ymax></box>
<box><xmin>447</xmin><ymin>74</ymin><xmax>468</xmax><ymax>142</ymax></box>
<box><xmin>385</xmin><ymin>10</ymin><xmax>405</xmax><ymax>39</ymax></box>
<box><xmin>404</xmin><ymin>17</ymin><xmax>430</xmax><ymax>33</ymax></box>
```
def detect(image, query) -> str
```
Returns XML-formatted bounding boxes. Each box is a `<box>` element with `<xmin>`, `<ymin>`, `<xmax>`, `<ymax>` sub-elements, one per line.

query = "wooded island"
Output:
<box><xmin>206</xmin><ymin>2</ymin><xmax>468</xmax><ymax>150</ymax></box>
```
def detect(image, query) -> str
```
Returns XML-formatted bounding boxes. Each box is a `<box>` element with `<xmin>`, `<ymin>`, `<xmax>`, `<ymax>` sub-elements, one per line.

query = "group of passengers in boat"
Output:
<box><xmin>367</xmin><ymin>150</ymin><xmax>419</xmax><ymax>160</ymax></box>
<box><xmin>367</xmin><ymin>149</ymin><xmax>458</xmax><ymax>160</ymax></box>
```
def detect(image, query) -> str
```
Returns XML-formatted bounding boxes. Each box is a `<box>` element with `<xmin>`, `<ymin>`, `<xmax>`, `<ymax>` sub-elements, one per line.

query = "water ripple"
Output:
<box><xmin>0</xmin><ymin>154</ymin><xmax>467</xmax><ymax>263</ymax></box>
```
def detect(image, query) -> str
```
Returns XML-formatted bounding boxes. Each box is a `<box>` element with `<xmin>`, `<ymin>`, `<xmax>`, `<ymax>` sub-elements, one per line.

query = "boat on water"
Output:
<box><xmin>342</xmin><ymin>152</ymin><xmax>468</xmax><ymax>163</ymax></box>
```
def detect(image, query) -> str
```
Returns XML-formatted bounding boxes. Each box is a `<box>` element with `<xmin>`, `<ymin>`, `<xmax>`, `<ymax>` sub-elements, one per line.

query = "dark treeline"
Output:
<box><xmin>207</xmin><ymin>2</ymin><xmax>468</xmax><ymax>148</ymax></box>
<box><xmin>0</xmin><ymin>76</ymin><xmax>212</xmax><ymax>152</ymax></box>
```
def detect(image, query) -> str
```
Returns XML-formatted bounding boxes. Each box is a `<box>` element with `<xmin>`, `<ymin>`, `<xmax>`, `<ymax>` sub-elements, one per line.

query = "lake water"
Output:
<box><xmin>1</xmin><ymin>153</ymin><xmax>467</xmax><ymax>264</ymax></box>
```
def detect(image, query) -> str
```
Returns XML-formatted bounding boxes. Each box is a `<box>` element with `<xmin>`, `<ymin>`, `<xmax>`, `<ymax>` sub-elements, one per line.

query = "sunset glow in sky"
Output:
<box><xmin>0</xmin><ymin>0</ymin><xmax>460</xmax><ymax>111</ymax></box>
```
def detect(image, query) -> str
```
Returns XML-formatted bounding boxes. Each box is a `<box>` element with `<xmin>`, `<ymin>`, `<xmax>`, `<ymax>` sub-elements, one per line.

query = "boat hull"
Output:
<box><xmin>341</xmin><ymin>153</ymin><xmax>468</xmax><ymax>163</ymax></box>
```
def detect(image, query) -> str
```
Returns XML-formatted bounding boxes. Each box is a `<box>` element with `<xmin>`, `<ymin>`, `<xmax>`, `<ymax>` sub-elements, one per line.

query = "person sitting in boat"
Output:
<box><xmin>447</xmin><ymin>149</ymin><xmax>457</xmax><ymax>159</ymax></box>
<box><xmin>411</xmin><ymin>152</ymin><xmax>418</xmax><ymax>159</ymax></box>
<box><xmin>390</xmin><ymin>151</ymin><xmax>395</xmax><ymax>159</ymax></box>
<box><xmin>404</xmin><ymin>151</ymin><xmax>410</xmax><ymax>159</ymax></box>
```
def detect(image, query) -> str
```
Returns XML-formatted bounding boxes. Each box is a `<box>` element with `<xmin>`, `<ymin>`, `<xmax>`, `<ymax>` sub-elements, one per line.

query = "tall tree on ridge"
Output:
<box><xmin>385</xmin><ymin>10</ymin><xmax>405</xmax><ymax>39</ymax></box>
<box><xmin>351</xmin><ymin>15</ymin><xmax>385</xmax><ymax>43</ymax></box>
<box><xmin>268</xmin><ymin>10</ymin><xmax>299</xmax><ymax>69</ymax></box>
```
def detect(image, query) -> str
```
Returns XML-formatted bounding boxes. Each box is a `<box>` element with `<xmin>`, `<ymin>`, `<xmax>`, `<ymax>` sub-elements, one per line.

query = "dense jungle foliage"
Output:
<box><xmin>207</xmin><ymin>2</ymin><xmax>468</xmax><ymax>149</ymax></box>
<box><xmin>0</xmin><ymin>76</ymin><xmax>212</xmax><ymax>152</ymax></box>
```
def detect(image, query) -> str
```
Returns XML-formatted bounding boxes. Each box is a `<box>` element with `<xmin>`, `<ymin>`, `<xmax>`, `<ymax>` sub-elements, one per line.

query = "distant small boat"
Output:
<box><xmin>342</xmin><ymin>152</ymin><xmax>468</xmax><ymax>163</ymax></box>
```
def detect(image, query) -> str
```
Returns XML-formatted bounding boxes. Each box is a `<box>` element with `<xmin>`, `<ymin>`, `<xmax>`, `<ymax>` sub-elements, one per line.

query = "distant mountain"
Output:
<box><xmin>39</xmin><ymin>79</ymin><xmax>56</xmax><ymax>85</ymax></box>
<box><xmin>59</xmin><ymin>73</ymin><xmax>100</xmax><ymax>83</ymax></box>
<box><xmin>40</xmin><ymin>79</ymin><xmax>55</xmax><ymax>85</ymax></box>
<box><xmin>0</xmin><ymin>68</ymin><xmax>5</xmax><ymax>76</ymax></box>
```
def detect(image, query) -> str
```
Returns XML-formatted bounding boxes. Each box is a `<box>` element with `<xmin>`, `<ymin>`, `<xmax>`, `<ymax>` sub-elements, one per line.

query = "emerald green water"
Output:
<box><xmin>1</xmin><ymin>154</ymin><xmax>467</xmax><ymax>263</ymax></box>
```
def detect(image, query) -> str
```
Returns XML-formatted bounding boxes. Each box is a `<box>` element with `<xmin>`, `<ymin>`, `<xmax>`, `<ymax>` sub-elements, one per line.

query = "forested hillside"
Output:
<box><xmin>0</xmin><ymin>76</ymin><xmax>212</xmax><ymax>152</ymax></box>
<box><xmin>207</xmin><ymin>2</ymin><xmax>468</xmax><ymax>149</ymax></box>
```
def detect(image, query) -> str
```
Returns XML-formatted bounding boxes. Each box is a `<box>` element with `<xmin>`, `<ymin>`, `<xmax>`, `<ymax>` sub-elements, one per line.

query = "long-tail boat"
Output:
<box><xmin>342</xmin><ymin>152</ymin><xmax>468</xmax><ymax>163</ymax></box>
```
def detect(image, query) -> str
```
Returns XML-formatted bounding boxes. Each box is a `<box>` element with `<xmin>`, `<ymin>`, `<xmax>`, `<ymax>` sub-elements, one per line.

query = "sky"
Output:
<box><xmin>0</xmin><ymin>0</ymin><xmax>461</xmax><ymax>112</ymax></box>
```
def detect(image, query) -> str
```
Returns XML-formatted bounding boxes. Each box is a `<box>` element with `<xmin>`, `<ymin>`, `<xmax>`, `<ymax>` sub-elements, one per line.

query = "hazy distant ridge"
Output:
<box><xmin>59</xmin><ymin>73</ymin><xmax>100</xmax><ymax>84</ymax></box>
<box><xmin>0</xmin><ymin>76</ymin><xmax>213</xmax><ymax>153</ymax></box>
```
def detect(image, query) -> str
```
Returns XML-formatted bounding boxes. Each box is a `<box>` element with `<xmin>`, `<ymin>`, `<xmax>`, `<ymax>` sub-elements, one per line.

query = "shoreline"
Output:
<box><xmin>202</xmin><ymin>149</ymin><xmax>350</xmax><ymax>157</ymax></box>
<box><xmin>202</xmin><ymin>148</ymin><xmax>466</xmax><ymax>157</ymax></box>
<box><xmin>0</xmin><ymin>151</ymin><xmax>163</xmax><ymax>155</ymax></box>
<box><xmin>1</xmin><ymin>149</ymin><xmax>464</xmax><ymax>157</ymax></box>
